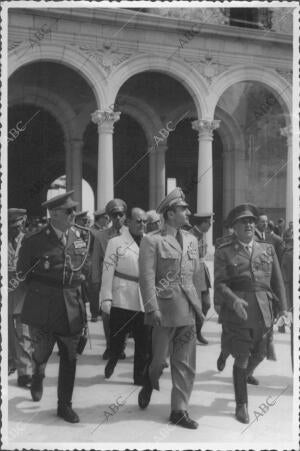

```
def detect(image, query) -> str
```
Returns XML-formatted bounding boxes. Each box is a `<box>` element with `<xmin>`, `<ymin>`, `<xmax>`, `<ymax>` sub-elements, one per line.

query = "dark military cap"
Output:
<box><xmin>94</xmin><ymin>208</ymin><xmax>107</xmax><ymax>218</ymax></box>
<box><xmin>41</xmin><ymin>190</ymin><xmax>78</xmax><ymax>210</ymax></box>
<box><xmin>105</xmin><ymin>199</ymin><xmax>127</xmax><ymax>216</ymax></box>
<box><xmin>226</xmin><ymin>203</ymin><xmax>258</xmax><ymax>227</ymax></box>
<box><xmin>156</xmin><ymin>188</ymin><xmax>189</xmax><ymax>214</ymax></box>
<box><xmin>8</xmin><ymin>208</ymin><xmax>27</xmax><ymax>226</ymax></box>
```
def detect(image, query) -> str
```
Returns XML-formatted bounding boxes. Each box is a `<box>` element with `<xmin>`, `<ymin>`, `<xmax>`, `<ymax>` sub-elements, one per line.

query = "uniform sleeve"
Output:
<box><xmin>214</xmin><ymin>247</ymin><xmax>240</xmax><ymax>309</ymax></box>
<box><xmin>99</xmin><ymin>238</ymin><xmax>117</xmax><ymax>302</ymax></box>
<box><xmin>270</xmin><ymin>246</ymin><xmax>288</xmax><ymax>312</ymax></box>
<box><xmin>139</xmin><ymin>234</ymin><xmax>159</xmax><ymax>313</ymax></box>
<box><xmin>192</xmin><ymin>238</ymin><xmax>204</xmax><ymax>301</ymax></box>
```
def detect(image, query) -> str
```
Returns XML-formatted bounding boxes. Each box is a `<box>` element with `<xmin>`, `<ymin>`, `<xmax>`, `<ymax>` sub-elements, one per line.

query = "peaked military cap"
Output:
<box><xmin>226</xmin><ymin>203</ymin><xmax>258</xmax><ymax>227</ymax></box>
<box><xmin>41</xmin><ymin>190</ymin><xmax>78</xmax><ymax>210</ymax></box>
<box><xmin>191</xmin><ymin>212</ymin><xmax>214</xmax><ymax>223</ymax></box>
<box><xmin>156</xmin><ymin>188</ymin><xmax>189</xmax><ymax>214</ymax></box>
<box><xmin>105</xmin><ymin>199</ymin><xmax>127</xmax><ymax>215</ymax></box>
<box><xmin>94</xmin><ymin>208</ymin><xmax>107</xmax><ymax>218</ymax></box>
<box><xmin>8</xmin><ymin>208</ymin><xmax>27</xmax><ymax>226</ymax></box>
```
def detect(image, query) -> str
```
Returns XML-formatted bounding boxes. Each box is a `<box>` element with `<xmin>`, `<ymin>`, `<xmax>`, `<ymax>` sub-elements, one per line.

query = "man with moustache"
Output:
<box><xmin>100</xmin><ymin>208</ymin><xmax>150</xmax><ymax>384</ymax></box>
<box><xmin>18</xmin><ymin>191</ymin><xmax>90</xmax><ymax>423</ymax></box>
<box><xmin>138</xmin><ymin>188</ymin><xmax>203</xmax><ymax>429</ymax></box>
<box><xmin>91</xmin><ymin>199</ymin><xmax>127</xmax><ymax>359</ymax></box>
<box><xmin>214</xmin><ymin>204</ymin><xmax>287</xmax><ymax>424</ymax></box>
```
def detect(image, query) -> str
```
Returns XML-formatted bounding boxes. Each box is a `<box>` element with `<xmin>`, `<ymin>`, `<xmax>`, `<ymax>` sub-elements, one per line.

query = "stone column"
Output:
<box><xmin>70</xmin><ymin>139</ymin><xmax>83</xmax><ymax>208</ymax></box>
<box><xmin>155</xmin><ymin>144</ymin><xmax>167</xmax><ymax>206</ymax></box>
<box><xmin>280</xmin><ymin>125</ymin><xmax>293</xmax><ymax>222</ymax></box>
<box><xmin>91</xmin><ymin>110</ymin><xmax>121</xmax><ymax>209</ymax></box>
<box><xmin>149</xmin><ymin>147</ymin><xmax>156</xmax><ymax>209</ymax></box>
<box><xmin>192</xmin><ymin>119</ymin><xmax>220</xmax><ymax>250</ymax></box>
<box><xmin>65</xmin><ymin>139</ymin><xmax>72</xmax><ymax>192</ymax></box>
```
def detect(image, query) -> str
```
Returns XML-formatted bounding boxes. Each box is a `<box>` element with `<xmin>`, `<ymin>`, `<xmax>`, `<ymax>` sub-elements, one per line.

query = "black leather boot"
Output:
<box><xmin>138</xmin><ymin>368</ymin><xmax>153</xmax><ymax>409</ymax></box>
<box><xmin>30</xmin><ymin>374</ymin><xmax>44</xmax><ymax>401</ymax></box>
<box><xmin>233</xmin><ymin>365</ymin><xmax>249</xmax><ymax>424</ymax></box>
<box><xmin>246</xmin><ymin>355</ymin><xmax>263</xmax><ymax>385</ymax></box>
<box><xmin>57</xmin><ymin>356</ymin><xmax>79</xmax><ymax>423</ymax></box>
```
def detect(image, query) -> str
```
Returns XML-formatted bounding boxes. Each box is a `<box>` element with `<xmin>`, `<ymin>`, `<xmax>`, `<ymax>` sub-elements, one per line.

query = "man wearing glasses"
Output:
<box><xmin>100</xmin><ymin>208</ymin><xmax>150</xmax><ymax>384</ymax></box>
<box><xmin>214</xmin><ymin>204</ymin><xmax>287</xmax><ymax>424</ymax></box>
<box><xmin>18</xmin><ymin>191</ymin><xmax>90</xmax><ymax>423</ymax></box>
<box><xmin>91</xmin><ymin>199</ymin><xmax>127</xmax><ymax>359</ymax></box>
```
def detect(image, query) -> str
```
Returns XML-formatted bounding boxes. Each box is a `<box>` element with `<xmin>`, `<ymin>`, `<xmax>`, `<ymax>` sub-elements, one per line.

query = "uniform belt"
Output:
<box><xmin>114</xmin><ymin>270</ymin><xmax>139</xmax><ymax>283</ymax></box>
<box><xmin>31</xmin><ymin>274</ymin><xmax>82</xmax><ymax>288</ymax></box>
<box><xmin>228</xmin><ymin>278</ymin><xmax>271</xmax><ymax>293</ymax></box>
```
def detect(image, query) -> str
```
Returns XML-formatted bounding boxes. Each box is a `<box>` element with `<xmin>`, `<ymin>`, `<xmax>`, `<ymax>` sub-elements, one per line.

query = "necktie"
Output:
<box><xmin>176</xmin><ymin>230</ymin><xmax>183</xmax><ymax>250</ymax></box>
<box><xmin>61</xmin><ymin>232</ymin><xmax>67</xmax><ymax>247</ymax></box>
<box><xmin>245</xmin><ymin>245</ymin><xmax>251</xmax><ymax>256</ymax></box>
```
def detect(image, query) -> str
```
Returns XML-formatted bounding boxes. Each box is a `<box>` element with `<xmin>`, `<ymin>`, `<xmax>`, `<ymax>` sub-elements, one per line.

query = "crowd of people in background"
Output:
<box><xmin>7</xmin><ymin>193</ymin><xmax>293</xmax><ymax>426</ymax></box>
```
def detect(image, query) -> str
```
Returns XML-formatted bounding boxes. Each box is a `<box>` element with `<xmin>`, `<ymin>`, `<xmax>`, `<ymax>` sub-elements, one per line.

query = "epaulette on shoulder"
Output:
<box><xmin>217</xmin><ymin>238</ymin><xmax>234</xmax><ymax>249</ymax></box>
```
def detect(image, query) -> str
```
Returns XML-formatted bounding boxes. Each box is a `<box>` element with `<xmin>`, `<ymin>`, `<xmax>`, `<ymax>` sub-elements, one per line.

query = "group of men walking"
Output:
<box><xmin>8</xmin><ymin>187</ymin><xmax>292</xmax><ymax>428</ymax></box>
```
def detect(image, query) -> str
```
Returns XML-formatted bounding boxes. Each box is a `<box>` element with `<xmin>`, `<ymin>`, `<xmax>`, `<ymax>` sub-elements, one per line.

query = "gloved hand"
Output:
<box><xmin>232</xmin><ymin>298</ymin><xmax>248</xmax><ymax>321</ymax></box>
<box><xmin>101</xmin><ymin>299</ymin><xmax>112</xmax><ymax>315</ymax></box>
<box><xmin>149</xmin><ymin>310</ymin><xmax>162</xmax><ymax>326</ymax></box>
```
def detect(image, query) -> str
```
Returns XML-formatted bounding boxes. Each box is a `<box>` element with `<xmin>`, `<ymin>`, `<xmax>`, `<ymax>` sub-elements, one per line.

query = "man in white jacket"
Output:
<box><xmin>100</xmin><ymin>208</ymin><xmax>151</xmax><ymax>385</ymax></box>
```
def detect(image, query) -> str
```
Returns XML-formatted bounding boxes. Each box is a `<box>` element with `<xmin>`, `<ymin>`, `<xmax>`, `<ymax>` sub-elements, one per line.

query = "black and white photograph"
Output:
<box><xmin>1</xmin><ymin>1</ymin><xmax>299</xmax><ymax>449</ymax></box>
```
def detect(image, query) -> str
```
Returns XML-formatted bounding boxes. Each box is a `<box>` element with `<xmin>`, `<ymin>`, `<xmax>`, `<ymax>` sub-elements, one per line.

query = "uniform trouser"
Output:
<box><xmin>149</xmin><ymin>325</ymin><xmax>196</xmax><ymax>412</ymax></box>
<box><xmin>89</xmin><ymin>282</ymin><xmax>100</xmax><ymax>318</ymax></box>
<box><xmin>102</xmin><ymin>311</ymin><xmax>111</xmax><ymax>351</ymax></box>
<box><xmin>8</xmin><ymin>314</ymin><xmax>32</xmax><ymax>377</ymax></box>
<box><xmin>30</xmin><ymin>327</ymin><xmax>81</xmax><ymax>406</ymax></box>
<box><xmin>195</xmin><ymin>291</ymin><xmax>210</xmax><ymax>333</ymax></box>
<box><xmin>109</xmin><ymin>307</ymin><xmax>151</xmax><ymax>382</ymax></box>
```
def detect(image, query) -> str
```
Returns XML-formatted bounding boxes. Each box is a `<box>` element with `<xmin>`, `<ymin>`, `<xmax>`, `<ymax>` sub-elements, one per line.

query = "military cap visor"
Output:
<box><xmin>8</xmin><ymin>208</ymin><xmax>27</xmax><ymax>224</ymax></box>
<box><xmin>156</xmin><ymin>188</ymin><xmax>189</xmax><ymax>214</ymax></box>
<box><xmin>105</xmin><ymin>199</ymin><xmax>127</xmax><ymax>215</ymax></box>
<box><xmin>74</xmin><ymin>210</ymin><xmax>88</xmax><ymax>218</ymax></box>
<box><xmin>227</xmin><ymin>203</ymin><xmax>258</xmax><ymax>227</ymax></box>
<box><xmin>94</xmin><ymin>208</ymin><xmax>107</xmax><ymax>218</ymax></box>
<box><xmin>41</xmin><ymin>190</ymin><xmax>79</xmax><ymax>210</ymax></box>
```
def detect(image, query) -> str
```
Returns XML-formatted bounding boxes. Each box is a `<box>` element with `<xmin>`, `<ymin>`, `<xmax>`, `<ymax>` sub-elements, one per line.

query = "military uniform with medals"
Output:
<box><xmin>18</xmin><ymin>192</ymin><xmax>90</xmax><ymax>423</ymax></box>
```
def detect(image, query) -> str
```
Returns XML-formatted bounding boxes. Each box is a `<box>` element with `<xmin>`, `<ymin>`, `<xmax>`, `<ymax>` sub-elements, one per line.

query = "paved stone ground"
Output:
<box><xmin>6</xmin><ymin>312</ymin><xmax>296</xmax><ymax>449</ymax></box>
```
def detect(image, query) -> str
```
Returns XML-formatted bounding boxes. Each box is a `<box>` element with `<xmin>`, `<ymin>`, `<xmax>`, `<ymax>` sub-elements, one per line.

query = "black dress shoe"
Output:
<box><xmin>120</xmin><ymin>351</ymin><xmax>126</xmax><ymax>360</ymax></box>
<box><xmin>105</xmin><ymin>357</ymin><xmax>118</xmax><ymax>379</ymax></box>
<box><xmin>217</xmin><ymin>352</ymin><xmax>227</xmax><ymax>372</ymax></box>
<box><xmin>30</xmin><ymin>375</ymin><xmax>44</xmax><ymax>401</ymax></box>
<box><xmin>18</xmin><ymin>375</ymin><xmax>32</xmax><ymax>389</ymax></box>
<box><xmin>169</xmin><ymin>410</ymin><xmax>198</xmax><ymax>429</ymax></box>
<box><xmin>138</xmin><ymin>383</ymin><xmax>153</xmax><ymax>409</ymax></box>
<box><xmin>235</xmin><ymin>403</ymin><xmax>249</xmax><ymax>424</ymax></box>
<box><xmin>247</xmin><ymin>375</ymin><xmax>259</xmax><ymax>385</ymax></box>
<box><xmin>196</xmin><ymin>332</ymin><xmax>208</xmax><ymax>345</ymax></box>
<box><xmin>102</xmin><ymin>349</ymin><xmax>110</xmax><ymax>360</ymax></box>
<box><xmin>91</xmin><ymin>316</ymin><xmax>98</xmax><ymax>323</ymax></box>
<box><xmin>9</xmin><ymin>367</ymin><xmax>16</xmax><ymax>376</ymax></box>
<box><xmin>57</xmin><ymin>404</ymin><xmax>80</xmax><ymax>423</ymax></box>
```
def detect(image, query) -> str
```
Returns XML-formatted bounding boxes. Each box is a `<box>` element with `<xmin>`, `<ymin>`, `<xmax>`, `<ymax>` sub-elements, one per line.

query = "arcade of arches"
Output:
<box><xmin>8</xmin><ymin>9</ymin><xmax>293</xmax><ymax>247</ymax></box>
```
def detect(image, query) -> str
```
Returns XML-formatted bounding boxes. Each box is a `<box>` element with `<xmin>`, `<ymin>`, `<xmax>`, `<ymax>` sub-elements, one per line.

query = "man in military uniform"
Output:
<box><xmin>17</xmin><ymin>191</ymin><xmax>90</xmax><ymax>423</ymax></box>
<box><xmin>214</xmin><ymin>204</ymin><xmax>287</xmax><ymax>424</ymax></box>
<box><xmin>189</xmin><ymin>213</ymin><xmax>213</xmax><ymax>344</ymax></box>
<box><xmin>138</xmin><ymin>188</ymin><xmax>203</xmax><ymax>429</ymax></box>
<box><xmin>8</xmin><ymin>208</ymin><xmax>32</xmax><ymax>386</ymax></box>
<box><xmin>91</xmin><ymin>199</ymin><xmax>127</xmax><ymax>358</ymax></box>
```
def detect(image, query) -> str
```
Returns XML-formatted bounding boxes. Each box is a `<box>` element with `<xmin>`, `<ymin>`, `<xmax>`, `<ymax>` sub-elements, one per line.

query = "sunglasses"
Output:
<box><xmin>66</xmin><ymin>208</ymin><xmax>76</xmax><ymax>215</ymax></box>
<box><xmin>111</xmin><ymin>212</ymin><xmax>125</xmax><ymax>218</ymax></box>
<box><xmin>136</xmin><ymin>219</ymin><xmax>147</xmax><ymax>224</ymax></box>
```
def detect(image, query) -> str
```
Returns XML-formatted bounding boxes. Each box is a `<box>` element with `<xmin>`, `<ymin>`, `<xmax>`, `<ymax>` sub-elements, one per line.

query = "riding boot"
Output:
<box><xmin>233</xmin><ymin>365</ymin><xmax>249</xmax><ymax>424</ymax></box>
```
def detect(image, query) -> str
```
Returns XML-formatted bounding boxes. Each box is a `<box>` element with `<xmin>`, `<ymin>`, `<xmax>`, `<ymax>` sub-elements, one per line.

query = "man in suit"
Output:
<box><xmin>18</xmin><ymin>191</ymin><xmax>90</xmax><ymax>423</ymax></box>
<box><xmin>214</xmin><ymin>204</ymin><xmax>287</xmax><ymax>424</ymax></box>
<box><xmin>138</xmin><ymin>188</ymin><xmax>203</xmax><ymax>429</ymax></box>
<box><xmin>100</xmin><ymin>207</ymin><xmax>151</xmax><ymax>384</ymax></box>
<box><xmin>255</xmin><ymin>214</ymin><xmax>284</xmax><ymax>262</ymax></box>
<box><xmin>91</xmin><ymin>199</ymin><xmax>127</xmax><ymax>358</ymax></box>
<box><xmin>189</xmin><ymin>213</ymin><xmax>213</xmax><ymax>344</ymax></box>
<box><xmin>8</xmin><ymin>208</ymin><xmax>32</xmax><ymax>387</ymax></box>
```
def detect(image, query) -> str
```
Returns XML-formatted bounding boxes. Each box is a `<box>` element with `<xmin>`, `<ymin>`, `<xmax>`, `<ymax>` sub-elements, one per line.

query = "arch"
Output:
<box><xmin>114</xmin><ymin>95</ymin><xmax>164</xmax><ymax>146</ymax></box>
<box><xmin>8</xmin><ymin>42</ymin><xmax>107</xmax><ymax>109</ymax></box>
<box><xmin>9</xmin><ymin>86</ymin><xmax>79</xmax><ymax>142</ymax></box>
<box><xmin>209</xmin><ymin>65</ymin><xmax>292</xmax><ymax>122</ymax></box>
<box><xmin>108</xmin><ymin>54</ymin><xmax>210</xmax><ymax>118</ymax></box>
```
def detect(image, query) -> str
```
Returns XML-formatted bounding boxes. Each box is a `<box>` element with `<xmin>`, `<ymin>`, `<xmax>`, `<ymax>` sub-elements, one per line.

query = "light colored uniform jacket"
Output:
<box><xmin>100</xmin><ymin>227</ymin><xmax>144</xmax><ymax>312</ymax></box>
<box><xmin>139</xmin><ymin>224</ymin><xmax>203</xmax><ymax>327</ymax></box>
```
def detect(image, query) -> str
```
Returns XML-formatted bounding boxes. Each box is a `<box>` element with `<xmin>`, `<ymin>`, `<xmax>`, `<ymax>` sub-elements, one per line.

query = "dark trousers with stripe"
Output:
<box><xmin>109</xmin><ymin>307</ymin><xmax>151</xmax><ymax>383</ymax></box>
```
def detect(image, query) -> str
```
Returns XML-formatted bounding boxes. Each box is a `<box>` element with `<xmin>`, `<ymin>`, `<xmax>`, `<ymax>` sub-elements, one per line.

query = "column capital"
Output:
<box><xmin>91</xmin><ymin>109</ymin><xmax>121</xmax><ymax>133</ymax></box>
<box><xmin>192</xmin><ymin>119</ymin><xmax>220</xmax><ymax>140</ymax></box>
